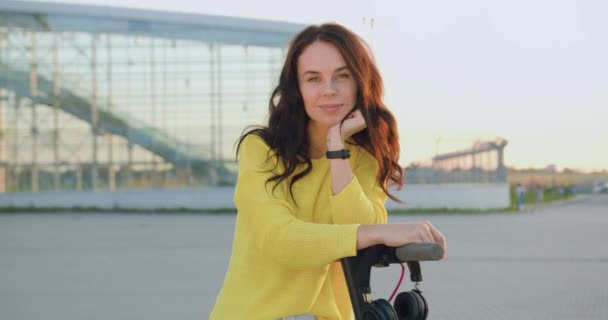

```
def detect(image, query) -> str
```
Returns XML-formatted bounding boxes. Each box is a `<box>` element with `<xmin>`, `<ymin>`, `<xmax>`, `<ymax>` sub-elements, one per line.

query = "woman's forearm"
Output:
<box><xmin>327</xmin><ymin>129</ymin><xmax>353</xmax><ymax>195</ymax></box>
<box><xmin>356</xmin><ymin>222</ymin><xmax>447</xmax><ymax>259</ymax></box>
<box><xmin>356</xmin><ymin>224</ymin><xmax>383</xmax><ymax>249</ymax></box>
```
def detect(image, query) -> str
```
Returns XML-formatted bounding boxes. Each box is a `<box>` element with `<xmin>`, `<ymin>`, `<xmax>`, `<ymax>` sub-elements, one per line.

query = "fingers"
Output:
<box><xmin>382</xmin><ymin>223</ymin><xmax>447</xmax><ymax>258</ymax></box>
<box><xmin>418</xmin><ymin>223</ymin><xmax>434</xmax><ymax>243</ymax></box>
<box><xmin>343</xmin><ymin>109</ymin><xmax>363</xmax><ymax>124</ymax></box>
<box><xmin>350</xmin><ymin>110</ymin><xmax>366</xmax><ymax>126</ymax></box>
<box><xmin>425</xmin><ymin>221</ymin><xmax>447</xmax><ymax>259</ymax></box>
<box><xmin>411</xmin><ymin>221</ymin><xmax>447</xmax><ymax>259</ymax></box>
<box><xmin>348</xmin><ymin>109</ymin><xmax>362</xmax><ymax>119</ymax></box>
<box><xmin>341</xmin><ymin>110</ymin><xmax>367</xmax><ymax>139</ymax></box>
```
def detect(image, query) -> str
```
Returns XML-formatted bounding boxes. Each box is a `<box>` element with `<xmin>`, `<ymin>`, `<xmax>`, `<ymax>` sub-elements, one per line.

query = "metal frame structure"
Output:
<box><xmin>0</xmin><ymin>0</ymin><xmax>303</xmax><ymax>192</ymax></box>
<box><xmin>406</xmin><ymin>138</ymin><xmax>508</xmax><ymax>184</ymax></box>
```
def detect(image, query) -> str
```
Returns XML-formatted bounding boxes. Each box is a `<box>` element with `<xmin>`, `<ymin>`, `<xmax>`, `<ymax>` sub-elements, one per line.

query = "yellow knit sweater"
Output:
<box><xmin>209</xmin><ymin>134</ymin><xmax>388</xmax><ymax>320</ymax></box>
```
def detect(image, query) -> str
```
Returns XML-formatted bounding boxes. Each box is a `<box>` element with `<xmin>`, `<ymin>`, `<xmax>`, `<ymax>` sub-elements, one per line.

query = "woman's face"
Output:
<box><xmin>297</xmin><ymin>40</ymin><xmax>358</xmax><ymax>131</ymax></box>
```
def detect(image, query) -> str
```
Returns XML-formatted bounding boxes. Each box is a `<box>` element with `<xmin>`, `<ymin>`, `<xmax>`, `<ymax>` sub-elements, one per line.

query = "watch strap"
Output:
<box><xmin>326</xmin><ymin>149</ymin><xmax>350</xmax><ymax>159</ymax></box>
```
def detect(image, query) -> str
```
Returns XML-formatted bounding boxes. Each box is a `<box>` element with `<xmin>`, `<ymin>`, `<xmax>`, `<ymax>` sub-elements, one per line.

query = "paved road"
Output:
<box><xmin>1</xmin><ymin>194</ymin><xmax>607</xmax><ymax>319</ymax></box>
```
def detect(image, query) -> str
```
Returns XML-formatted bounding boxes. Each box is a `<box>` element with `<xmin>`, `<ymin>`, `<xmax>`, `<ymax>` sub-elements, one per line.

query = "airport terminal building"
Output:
<box><xmin>0</xmin><ymin>1</ymin><xmax>510</xmax><ymax>210</ymax></box>
<box><xmin>0</xmin><ymin>0</ymin><xmax>304</xmax><ymax>192</ymax></box>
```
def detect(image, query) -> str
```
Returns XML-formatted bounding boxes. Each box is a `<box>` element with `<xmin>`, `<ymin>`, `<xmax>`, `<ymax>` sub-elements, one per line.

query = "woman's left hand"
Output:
<box><xmin>327</xmin><ymin>110</ymin><xmax>367</xmax><ymax>147</ymax></box>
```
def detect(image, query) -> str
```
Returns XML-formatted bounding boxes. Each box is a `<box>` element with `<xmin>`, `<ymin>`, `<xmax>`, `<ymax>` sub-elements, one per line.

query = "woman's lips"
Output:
<box><xmin>319</xmin><ymin>104</ymin><xmax>343</xmax><ymax>111</ymax></box>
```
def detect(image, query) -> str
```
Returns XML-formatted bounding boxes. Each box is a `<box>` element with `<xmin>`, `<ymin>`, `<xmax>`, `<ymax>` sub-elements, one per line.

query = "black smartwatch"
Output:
<box><xmin>326</xmin><ymin>149</ymin><xmax>350</xmax><ymax>159</ymax></box>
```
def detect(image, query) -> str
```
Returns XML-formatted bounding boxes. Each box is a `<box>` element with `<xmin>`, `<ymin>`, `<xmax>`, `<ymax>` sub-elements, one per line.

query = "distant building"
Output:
<box><xmin>544</xmin><ymin>164</ymin><xmax>557</xmax><ymax>173</ymax></box>
<box><xmin>0</xmin><ymin>0</ymin><xmax>305</xmax><ymax>192</ymax></box>
<box><xmin>406</xmin><ymin>138</ymin><xmax>508</xmax><ymax>184</ymax></box>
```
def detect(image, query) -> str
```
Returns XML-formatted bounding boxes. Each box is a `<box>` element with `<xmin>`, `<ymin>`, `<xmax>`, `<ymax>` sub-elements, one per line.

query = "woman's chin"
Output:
<box><xmin>309</xmin><ymin>119</ymin><xmax>341</xmax><ymax>130</ymax></box>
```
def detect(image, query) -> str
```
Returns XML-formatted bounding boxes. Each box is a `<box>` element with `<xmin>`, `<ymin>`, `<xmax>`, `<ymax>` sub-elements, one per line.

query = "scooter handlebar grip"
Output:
<box><xmin>395</xmin><ymin>243</ymin><xmax>444</xmax><ymax>262</ymax></box>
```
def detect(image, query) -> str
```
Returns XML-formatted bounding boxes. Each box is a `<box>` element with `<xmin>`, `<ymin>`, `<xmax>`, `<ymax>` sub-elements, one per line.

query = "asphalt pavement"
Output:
<box><xmin>1</xmin><ymin>194</ymin><xmax>607</xmax><ymax>319</ymax></box>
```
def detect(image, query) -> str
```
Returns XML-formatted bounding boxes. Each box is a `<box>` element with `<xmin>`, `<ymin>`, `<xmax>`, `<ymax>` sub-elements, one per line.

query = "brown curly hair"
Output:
<box><xmin>237</xmin><ymin>23</ymin><xmax>404</xmax><ymax>202</ymax></box>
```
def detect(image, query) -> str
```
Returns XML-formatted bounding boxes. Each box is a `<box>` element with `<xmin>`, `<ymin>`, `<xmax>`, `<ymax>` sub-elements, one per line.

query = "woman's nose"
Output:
<box><xmin>322</xmin><ymin>80</ymin><xmax>338</xmax><ymax>96</ymax></box>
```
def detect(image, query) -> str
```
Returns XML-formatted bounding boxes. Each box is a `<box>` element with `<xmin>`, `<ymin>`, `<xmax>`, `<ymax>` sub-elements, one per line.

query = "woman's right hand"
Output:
<box><xmin>357</xmin><ymin>221</ymin><xmax>447</xmax><ymax>259</ymax></box>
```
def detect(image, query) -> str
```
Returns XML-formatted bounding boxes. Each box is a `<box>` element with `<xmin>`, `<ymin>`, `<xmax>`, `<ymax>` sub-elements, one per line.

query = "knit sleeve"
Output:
<box><xmin>234</xmin><ymin>135</ymin><xmax>359</xmax><ymax>270</ymax></box>
<box><xmin>329</xmin><ymin>147</ymin><xmax>388</xmax><ymax>225</ymax></box>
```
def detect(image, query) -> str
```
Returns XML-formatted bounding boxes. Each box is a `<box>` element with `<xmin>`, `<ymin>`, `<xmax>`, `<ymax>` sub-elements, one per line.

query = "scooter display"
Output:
<box><xmin>341</xmin><ymin>243</ymin><xmax>444</xmax><ymax>320</ymax></box>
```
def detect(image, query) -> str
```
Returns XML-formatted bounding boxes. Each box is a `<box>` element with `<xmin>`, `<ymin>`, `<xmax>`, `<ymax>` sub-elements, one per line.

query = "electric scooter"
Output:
<box><xmin>341</xmin><ymin>243</ymin><xmax>444</xmax><ymax>320</ymax></box>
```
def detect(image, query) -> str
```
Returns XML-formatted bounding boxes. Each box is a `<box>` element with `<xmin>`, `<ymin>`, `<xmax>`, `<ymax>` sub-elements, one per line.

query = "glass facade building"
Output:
<box><xmin>0</xmin><ymin>0</ymin><xmax>304</xmax><ymax>192</ymax></box>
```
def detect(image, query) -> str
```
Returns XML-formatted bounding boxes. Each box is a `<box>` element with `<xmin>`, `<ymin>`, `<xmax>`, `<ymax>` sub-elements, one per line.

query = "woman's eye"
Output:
<box><xmin>337</xmin><ymin>73</ymin><xmax>350</xmax><ymax>79</ymax></box>
<box><xmin>307</xmin><ymin>77</ymin><xmax>319</xmax><ymax>82</ymax></box>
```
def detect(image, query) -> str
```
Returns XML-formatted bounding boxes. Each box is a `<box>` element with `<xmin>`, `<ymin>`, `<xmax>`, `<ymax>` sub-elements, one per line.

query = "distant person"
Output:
<box><xmin>209</xmin><ymin>23</ymin><xmax>447</xmax><ymax>320</ymax></box>
<box><xmin>534</xmin><ymin>184</ymin><xmax>544</xmax><ymax>211</ymax></box>
<box><xmin>516</xmin><ymin>183</ymin><xmax>526</xmax><ymax>211</ymax></box>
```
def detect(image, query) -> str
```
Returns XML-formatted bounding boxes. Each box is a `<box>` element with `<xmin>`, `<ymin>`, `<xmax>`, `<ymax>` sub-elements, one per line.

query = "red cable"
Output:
<box><xmin>388</xmin><ymin>263</ymin><xmax>405</xmax><ymax>302</ymax></box>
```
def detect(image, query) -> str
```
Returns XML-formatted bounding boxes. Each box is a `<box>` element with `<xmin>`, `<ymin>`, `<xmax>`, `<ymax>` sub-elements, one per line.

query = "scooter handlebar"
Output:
<box><xmin>340</xmin><ymin>243</ymin><xmax>443</xmax><ymax>319</ymax></box>
<box><xmin>394</xmin><ymin>243</ymin><xmax>444</xmax><ymax>262</ymax></box>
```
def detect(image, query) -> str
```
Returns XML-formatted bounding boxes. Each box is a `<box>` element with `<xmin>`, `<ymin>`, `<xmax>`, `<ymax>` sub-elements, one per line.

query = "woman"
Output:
<box><xmin>209</xmin><ymin>23</ymin><xmax>446</xmax><ymax>320</ymax></box>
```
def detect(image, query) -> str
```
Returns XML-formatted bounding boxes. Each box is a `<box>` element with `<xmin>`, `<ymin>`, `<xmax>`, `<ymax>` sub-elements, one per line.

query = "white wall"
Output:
<box><xmin>386</xmin><ymin>183</ymin><xmax>510</xmax><ymax>210</ymax></box>
<box><xmin>0</xmin><ymin>183</ymin><xmax>510</xmax><ymax>210</ymax></box>
<box><xmin>0</xmin><ymin>187</ymin><xmax>235</xmax><ymax>210</ymax></box>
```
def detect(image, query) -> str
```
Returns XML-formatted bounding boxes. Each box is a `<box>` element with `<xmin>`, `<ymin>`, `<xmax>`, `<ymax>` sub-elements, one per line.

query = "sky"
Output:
<box><xmin>26</xmin><ymin>0</ymin><xmax>608</xmax><ymax>171</ymax></box>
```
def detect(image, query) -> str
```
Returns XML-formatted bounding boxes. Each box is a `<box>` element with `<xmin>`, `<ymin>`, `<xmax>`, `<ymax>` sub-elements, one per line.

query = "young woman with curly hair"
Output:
<box><xmin>210</xmin><ymin>23</ymin><xmax>446</xmax><ymax>320</ymax></box>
